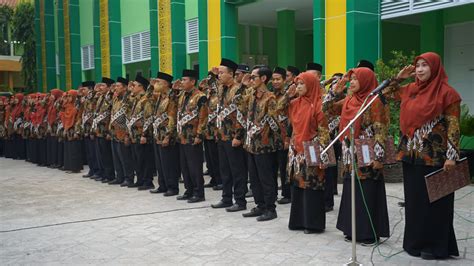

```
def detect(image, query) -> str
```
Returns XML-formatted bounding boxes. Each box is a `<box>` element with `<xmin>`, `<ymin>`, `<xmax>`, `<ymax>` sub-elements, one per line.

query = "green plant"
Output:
<box><xmin>375</xmin><ymin>50</ymin><xmax>416</xmax><ymax>145</ymax></box>
<box><xmin>11</xmin><ymin>2</ymin><xmax>36</xmax><ymax>93</ymax></box>
<box><xmin>0</xmin><ymin>4</ymin><xmax>14</xmax><ymax>55</ymax></box>
<box><xmin>460</xmin><ymin>104</ymin><xmax>474</xmax><ymax>136</ymax></box>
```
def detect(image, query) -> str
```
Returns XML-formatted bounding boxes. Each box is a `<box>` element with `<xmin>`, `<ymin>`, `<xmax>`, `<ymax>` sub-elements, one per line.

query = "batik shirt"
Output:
<box><xmin>0</xmin><ymin>104</ymin><xmax>6</xmax><ymax>138</ymax></box>
<box><xmin>323</xmin><ymin>91</ymin><xmax>389</xmax><ymax>180</ymax></box>
<box><xmin>204</xmin><ymin>87</ymin><xmax>219</xmax><ymax>141</ymax></box>
<box><xmin>274</xmin><ymin>88</ymin><xmax>291</xmax><ymax>149</ymax></box>
<box><xmin>127</xmin><ymin>92</ymin><xmax>153</xmax><ymax>144</ymax></box>
<box><xmin>177</xmin><ymin>88</ymin><xmax>208</xmax><ymax>145</ymax></box>
<box><xmin>109</xmin><ymin>93</ymin><xmax>129</xmax><ymax>142</ymax></box>
<box><xmin>244</xmin><ymin>87</ymin><xmax>283</xmax><ymax>154</ymax></box>
<box><xmin>152</xmin><ymin>90</ymin><xmax>178</xmax><ymax>144</ymax></box>
<box><xmin>385</xmin><ymin>81</ymin><xmax>460</xmax><ymax>167</ymax></box>
<box><xmin>92</xmin><ymin>93</ymin><xmax>113</xmax><ymax>138</ymax></box>
<box><xmin>216</xmin><ymin>82</ymin><xmax>246</xmax><ymax>142</ymax></box>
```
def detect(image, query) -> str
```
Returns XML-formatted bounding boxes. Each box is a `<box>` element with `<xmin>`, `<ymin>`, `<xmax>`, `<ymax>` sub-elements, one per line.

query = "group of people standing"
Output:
<box><xmin>0</xmin><ymin>51</ymin><xmax>461</xmax><ymax>260</ymax></box>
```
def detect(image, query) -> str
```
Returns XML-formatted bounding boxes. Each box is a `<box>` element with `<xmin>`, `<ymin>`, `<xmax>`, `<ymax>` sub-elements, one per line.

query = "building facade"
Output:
<box><xmin>33</xmin><ymin>0</ymin><xmax>474</xmax><ymax>110</ymax></box>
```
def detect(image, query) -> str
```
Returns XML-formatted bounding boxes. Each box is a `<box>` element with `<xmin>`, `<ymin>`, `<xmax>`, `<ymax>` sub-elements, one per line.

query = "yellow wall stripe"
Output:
<box><xmin>99</xmin><ymin>0</ymin><xmax>110</xmax><ymax>78</ymax></box>
<box><xmin>158</xmin><ymin>0</ymin><xmax>172</xmax><ymax>75</ymax></box>
<box><xmin>40</xmin><ymin>0</ymin><xmax>47</xmax><ymax>92</ymax></box>
<box><xmin>63</xmin><ymin>0</ymin><xmax>72</xmax><ymax>90</ymax></box>
<box><xmin>207</xmin><ymin>0</ymin><xmax>221</xmax><ymax>69</ymax></box>
<box><xmin>325</xmin><ymin>0</ymin><xmax>346</xmax><ymax>78</ymax></box>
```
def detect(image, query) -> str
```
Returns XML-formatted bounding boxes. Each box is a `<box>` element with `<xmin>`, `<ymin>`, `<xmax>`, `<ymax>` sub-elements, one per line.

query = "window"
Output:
<box><xmin>122</xmin><ymin>31</ymin><xmax>151</xmax><ymax>64</ymax></box>
<box><xmin>186</xmin><ymin>18</ymin><xmax>199</xmax><ymax>54</ymax></box>
<box><xmin>81</xmin><ymin>45</ymin><xmax>95</xmax><ymax>70</ymax></box>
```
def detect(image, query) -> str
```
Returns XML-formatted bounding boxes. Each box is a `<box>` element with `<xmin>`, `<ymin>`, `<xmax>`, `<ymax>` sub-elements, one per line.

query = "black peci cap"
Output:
<box><xmin>156</xmin><ymin>71</ymin><xmax>173</xmax><ymax>84</ymax></box>
<box><xmin>220</xmin><ymin>58</ymin><xmax>238</xmax><ymax>73</ymax></box>
<box><xmin>306</xmin><ymin>62</ymin><xmax>323</xmax><ymax>72</ymax></box>
<box><xmin>102</xmin><ymin>77</ymin><xmax>115</xmax><ymax>86</ymax></box>
<box><xmin>116</xmin><ymin>77</ymin><xmax>129</xmax><ymax>87</ymax></box>
<box><xmin>81</xmin><ymin>81</ymin><xmax>95</xmax><ymax>88</ymax></box>
<box><xmin>182</xmin><ymin>69</ymin><xmax>198</xmax><ymax>79</ymax></box>
<box><xmin>286</xmin><ymin>66</ymin><xmax>300</xmax><ymax>76</ymax></box>
<box><xmin>135</xmin><ymin>74</ymin><xmax>149</xmax><ymax>88</ymax></box>
<box><xmin>356</xmin><ymin>59</ymin><xmax>374</xmax><ymax>71</ymax></box>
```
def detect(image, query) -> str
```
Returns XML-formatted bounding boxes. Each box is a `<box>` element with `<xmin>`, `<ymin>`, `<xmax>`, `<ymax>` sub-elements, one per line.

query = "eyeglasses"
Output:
<box><xmin>250</xmin><ymin>75</ymin><xmax>259</xmax><ymax>81</ymax></box>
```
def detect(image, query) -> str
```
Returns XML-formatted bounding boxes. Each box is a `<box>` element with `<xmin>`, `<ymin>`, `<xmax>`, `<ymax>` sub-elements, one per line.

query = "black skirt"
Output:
<box><xmin>14</xmin><ymin>134</ymin><xmax>26</xmax><ymax>160</ymax></box>
<box><xmin>57</xmin><ymin>140</ymin><xmax>64</xmax><ymax>167</ymax></box>
<box><xmin>402</xmin><ymin>162</ymin><xmax>459</xmax><ymax>258</ymax></box>
<box><xmin>288</xmin><ymin>186</ymin><xmax>325</xmax><ymax>231</ymax></box>
<box><xmin>63</xmin><ymin>140</ymin><xmax>83</xmax><ymax>172</ymax></box>
<box><xmin>46</xmin><ymin>136</ymin><xmax>58</xmax><ymax>166</ymax></box>
<box><xmin>336</xmin><ymin>173</ymin><xmax>390</xmax><ymax>240</ymax></box>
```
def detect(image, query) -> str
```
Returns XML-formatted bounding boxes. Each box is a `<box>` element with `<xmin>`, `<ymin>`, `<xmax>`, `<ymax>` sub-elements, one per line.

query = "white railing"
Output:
<box><xmin>381</xmin><ymin>0</ymin><xmax>474</xmax><ymax>19</ymax></box>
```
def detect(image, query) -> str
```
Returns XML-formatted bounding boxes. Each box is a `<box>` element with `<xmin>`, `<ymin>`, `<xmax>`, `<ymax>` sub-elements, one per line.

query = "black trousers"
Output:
<box><xmin>218</xmin><ymin>141</ymin><xmax>247</xmax><ymax>206</ymax></box>
<box><xmin>64</xmin><ymin>140</ymin><xmax>83</xmax><ymax>171</ymax></box>
<box><xmin>248</xmin><ymin>152</ymin><xmax>277</xmax><ymax>211</ymax></box>
<box><xmin>157</xmin><ymin>143</ymin><xmax>181</xmax><ymax>192</ymax></box>
<box><xmin>402</xmin><ymin>162</ymin><xmax>458</xmax><ymax>258</ymax></box>
<box><xmin>131</xmin><ymin>142</ymin><xmax>154</xmax><ymax>186</ymax></box>
<box><xmin>204</xmin><ymin>140</ymin><xmax>221</xmax><ymax>186</ymax></box>
<box><xmin>95</xmin><ymin>137</ymin><xmax>115</xmax><ymax>180</ymax></box>
<box><xmin>84</xmin><ymin>137</ymin><xmax>99</xmax><ymax>175</ymax></box>
<box><xmin>277</xmin><ymin>149</ymin><xmax>290</xmax><ymax>199</ymax></box>
<box><xmin>111</xmin><ymin>140</ymin><xmax>134</xmax><ymax>183</ymax></box>
<box><xmin>153</xmin><ymin>142</ymin><xmax>166</xmax><ymax>189</ymax></box>
<box><xmin>180</xmin><ymin>143</ymin><xmax>204</xmax><ymax>198</ymax></box>
<box><xmin>46</xmin><ymin>136</ymin><xmax>58</xmax><ymax>166</ymax></box>
<box><xmin>4</xmin><ymin>138</ymin><xmax>13</xmax><ymax>158</ymax></box>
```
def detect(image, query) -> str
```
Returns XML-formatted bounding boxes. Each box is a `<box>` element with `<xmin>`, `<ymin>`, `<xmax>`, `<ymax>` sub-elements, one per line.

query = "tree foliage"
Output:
<box><xmin>375</xmin><ymin>51</ymin><xmax>416</xmax><ymax>144</ymax></box>
<box><xmin>11</xmin><ymin>2</ymin><xmax>36</xmax><ymax>93</ymax></box>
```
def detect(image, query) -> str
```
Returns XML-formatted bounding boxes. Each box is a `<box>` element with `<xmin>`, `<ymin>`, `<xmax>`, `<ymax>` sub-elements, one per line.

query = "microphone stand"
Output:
<box><xmin>321</xmin><ymin>91</ymin><xmax>384</xmax><ymax>266</ymax></box>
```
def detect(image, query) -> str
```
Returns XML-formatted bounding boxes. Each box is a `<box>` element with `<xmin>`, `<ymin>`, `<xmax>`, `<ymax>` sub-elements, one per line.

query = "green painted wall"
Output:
<box><xmin>443</xmin><ymin>4</ymin><xmax>474</xmax><ymax>25</ymax></box>
<box><xmin>277</xmin><ymin>10</ymin><xmax>295</xmax><ymax>67</ymax></box>
<box><xmin>381</xmin><ymin>21</ymin><xmax>420</xmax><ymax>61</ymax></box>
<box><xmin>295</xmin><ymin>30</ymin><xmax>313</xmax><ymax>71</ymax></box>
<box><xmin>80</xmin><ymin>0</ymin><xmax>94</xmax><ymax>46</ymax></box>
<box><xmin>262</xmin><ymin>27</ymin><xmax>277</xmax><ymax>68</ymax></box>
<box><xmin>248</xmin><ymin>25</ymin><xmax>259</xmax><ymax>55</ymax></box>
<box><xmin>120</xmin><ymin>0</ymin><xmax>150</xmax><ymax>37</ymax></box>
<box><xmin>420</xmin><ymin>10</ymin><xmax>444</xmax><ymax>58</ymax></box>
<box><xmin>125</xmin><ymin>61</ymin><xmax>151</xmax><ymax>80</ymax></box>
<box><xmin>185</xmin><ymin>0</ymin><xmax>198</xmax><ymax>20</ymax></box>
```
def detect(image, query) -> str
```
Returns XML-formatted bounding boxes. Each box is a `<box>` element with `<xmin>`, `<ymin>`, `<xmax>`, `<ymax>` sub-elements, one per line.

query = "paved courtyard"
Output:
<box><xmin>0</xmin><ymin>157</ymin><xmax>473</xmax><ymax>265</ymax></box>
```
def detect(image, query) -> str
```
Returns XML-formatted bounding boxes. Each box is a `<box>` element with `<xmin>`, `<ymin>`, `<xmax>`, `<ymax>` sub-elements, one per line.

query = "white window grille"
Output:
<box><xmin>81</xmin><ymin>45</ymin><xmax>95</xmax><ymax>70</ymax></box>
<box><xmin>381</xmin><ymin>0</ymin><xmax>472</xmax><ymax>20</ymax></box>
<box><xmin>186</xmin><ymin>18</ymin><xmax>199</xmax><ymax>54</ymax></box>
<box><xmin>122</xmin><ymin>31</ymin><xmax>151</xmax><ymax>64</ymax></box>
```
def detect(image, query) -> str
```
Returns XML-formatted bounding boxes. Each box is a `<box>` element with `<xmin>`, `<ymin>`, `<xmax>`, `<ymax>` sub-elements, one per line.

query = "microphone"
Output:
<box><xmin>369</xmin><ymin>79</ymin><xmax>391</xmax><ymax>96</ymax></box>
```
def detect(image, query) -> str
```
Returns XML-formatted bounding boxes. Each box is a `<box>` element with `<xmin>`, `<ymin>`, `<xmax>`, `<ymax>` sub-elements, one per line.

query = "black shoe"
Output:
<box><xmin>277</xmin><ymin>198</ymin><xmax>291</xmax><ymax>205</ymax></box>
<box><xmin>304</xmin><ymin>229</ymin><xmax>324</xmax><ymax>234</ymax></box>
<box><xmin>344</xmin><ymin>236</ymin><xmax>352</xmax><ymax>242</ymax></box>
<box><xmin>226</xmin><ymin>204</ymin><xmax>246</xmax><ymax>212</ymax></box>
<box><xmin>90</xmin><ymin>175</ymin><xmax>99</xmax><ymax>179</ymax></box>
<box><xmin>163</xmin><ymin>190</ymin><xmax>179</xmax><ymax>197</ymax></box>
<box><xmin>127</xmin><ymin>182</ymin><xmax>140</xmax><ymax>188</ymax></box>
<box><xmin>187</xmin><ymin>196</ymin><xmax>205</xmax><ymax>203</ymax></box>
<box><xmin>204</xmin><ymin>182</ymin><xmax>215</xmax><ymax>188</ymax></box>
<box><xmin>120</xmin><ymin>181</ymin><xmax>130</xmax><ymax>187</ymax></box>
<box><xmin>177</xmin><ymin>194</ymin><xmax>192</xmax><ymax>200</ymax></box>
<box><xmin>325</xmin><ymin>206</ymin><xmax>334</xmax><ymax>212</ymax></box>
<box><xmin>242</xmin><ymin>207</ymin><xmax>265</xmax><ymax>218</ymax></box>
<box><xmin>108</xmin><ymin>179</ymin><xmax>122</xmax><ymax>185</ymax></box>
<box><xmin>211</xmin><ymin>201</ymin><xmax>233</xmax><ymax>209</ymax></box>
<box><xmin>150</xmin><ymin>187</ymin><xmax>167</xmax><ymax>193</ymax></box>
<box><xmin>138</xmin><ymin>184</ymin><xmax>155</xmax><ymax>190</ymax></box>
<box><xmin>212</xmin><ymin>184</ymin><xmax>223</xmax><ymax>191</ymax></box>
<box><xmin>245</xmin><ymin>190</ymin><xmax>253</xmax><ymax>198</ymax></box>
<box><xmin>256</xmin><ymin>210</ymin><xmax>277</xmax><ymax>222</ymax></box>
<box><xmin>420</xmin><ymin>252</ymin><xmax>436</xmax><ymax>260</ymax></box>
<box><xmin>101</xmin><ymin>178</ymin><xmax>111</xmax><ymax>183</ymax></box>
<box><xmin>82</xmin><ymin>173</ymin><xmax>93</xmax><ymax>178</ymax></box>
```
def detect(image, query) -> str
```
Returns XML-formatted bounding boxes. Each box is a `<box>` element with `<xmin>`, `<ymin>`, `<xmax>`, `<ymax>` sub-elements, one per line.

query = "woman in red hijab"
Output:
<box><xmin>390</xmin><ymin>52</ymin><xmax>461</xmax><ymax>260</ymax></box>
<box><xmin>286</xmin><ymin>71</ymin><xmax>330</xmax><ymax>233</ymax></box>
<box><xmin>324</xmin><ymin>67</ymin><xmax>390</xmax><ymax>245</ymax></box>
<box><xmin>60</xmin><ymin>90</ymin><xmax>83</xmax><ymax>173</ymax></box>
<box><xmin>9</xmin><ymin>93</ymin><xmax>26</xmax><ymax>160</ymax></box>
<box><xmin>46</xmin><ymin>89</ymin><xmax>64</xmax><ymax>168</ymax></box>
<box><xmin>0</xmin><ymin>96</ymin><xmax>7</xmax><ymax>157</ymax></box>
<box><xmin>32</xmin><ymin>93</ymin><xmax>48</xmax><ymax>166</ymax></box>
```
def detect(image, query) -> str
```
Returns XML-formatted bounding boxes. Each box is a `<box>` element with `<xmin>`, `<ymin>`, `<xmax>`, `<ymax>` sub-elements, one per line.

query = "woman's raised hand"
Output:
<box><xmin>396</xmin><ymin>65</ymin><xmax>415</xmax><ymax>80</ymax></box>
